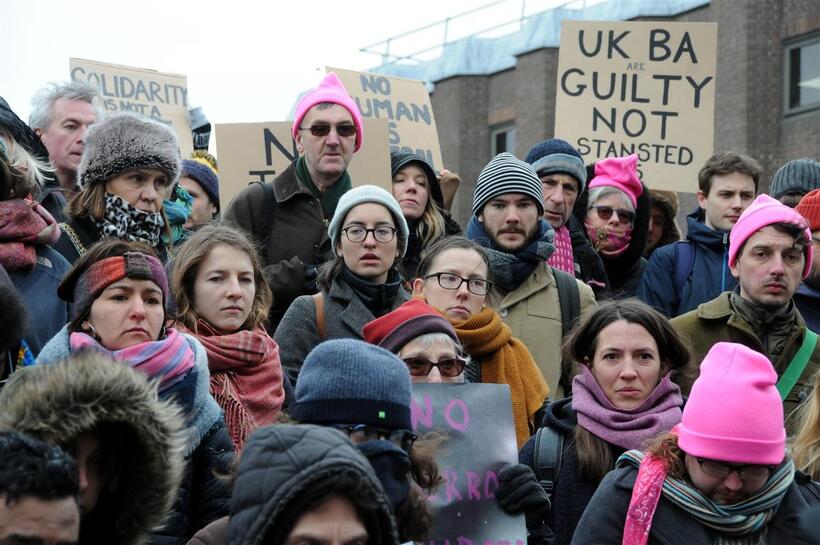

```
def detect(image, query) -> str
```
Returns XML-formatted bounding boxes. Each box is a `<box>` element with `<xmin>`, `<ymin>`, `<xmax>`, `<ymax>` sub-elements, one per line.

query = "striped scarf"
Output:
<box><xmin>619</xmin><ymin>449</ymin><xmax>794</xmax><ymax>545</ymax></box>
<box><xmin>69</xmin><ymin>328</ymin><xmax>195</xmax><ymax>393</ymax></box>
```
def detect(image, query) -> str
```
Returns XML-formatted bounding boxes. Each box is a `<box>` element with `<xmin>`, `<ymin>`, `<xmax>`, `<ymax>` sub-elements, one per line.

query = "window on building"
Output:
<box><xmin>785</xmin><ymin>35</ymin><xmax>820</xmax><ymax>115</ymax></box>
<box><xmin>491</xmin><ymin>124</ymin><xmax>516</xmax><ymax>155</ymax></box>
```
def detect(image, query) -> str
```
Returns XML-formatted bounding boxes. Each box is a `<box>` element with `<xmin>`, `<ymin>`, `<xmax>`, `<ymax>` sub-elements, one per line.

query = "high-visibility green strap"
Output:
<box><xmin>777</xmin><ymin>330</ymin><xmax>817</xmax><ymax>400</ymax></box>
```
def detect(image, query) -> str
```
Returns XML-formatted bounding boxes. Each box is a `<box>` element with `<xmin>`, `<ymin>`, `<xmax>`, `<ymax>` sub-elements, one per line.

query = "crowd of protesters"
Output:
<box><xmin>0</xmin><ymin>71</ymin><xmax>818</xmax><ymax>545</ymax></box>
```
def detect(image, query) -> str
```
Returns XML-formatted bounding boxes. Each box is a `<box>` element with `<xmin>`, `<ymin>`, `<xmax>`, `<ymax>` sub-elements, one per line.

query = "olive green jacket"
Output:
<box><xmin>671</xmin><ymin>292</ymin><xmax>819</xmax><ymax>427</ymax></box>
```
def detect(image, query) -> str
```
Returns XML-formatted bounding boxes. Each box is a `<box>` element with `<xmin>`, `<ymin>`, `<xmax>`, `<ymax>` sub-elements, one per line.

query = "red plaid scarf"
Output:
<box><xmin>0</xmin><ymin>198</ymin><xmax>60</xmax><ymax>270</ymax></box>
<box><xmin>183</xmin><ymin>320</ymin><xmax>285</xmax><ymax>451</ymax></box>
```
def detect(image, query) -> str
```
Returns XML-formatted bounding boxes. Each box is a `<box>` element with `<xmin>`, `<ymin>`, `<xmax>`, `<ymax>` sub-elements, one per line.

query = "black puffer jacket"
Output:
<box><xmin>228</xmin><ymin>424</ymin><xmax>399</xmax><ymax>545</ymax></box>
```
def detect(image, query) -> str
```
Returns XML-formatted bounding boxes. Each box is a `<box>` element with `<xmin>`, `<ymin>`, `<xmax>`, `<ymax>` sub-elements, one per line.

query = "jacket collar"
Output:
<box><xmin>273</xmin><ymin>160</ymin><xmax>315</xmax><ymax>204</ymax></box>
<box><xmin>328</xmin><ymin>276</ymin><xmax>409</xmax><ymax>336</ymax></box>
<box><xmin>499</xmin><ymin>263</ymin><xmax>554</xmax><ymax>309</ymax></box>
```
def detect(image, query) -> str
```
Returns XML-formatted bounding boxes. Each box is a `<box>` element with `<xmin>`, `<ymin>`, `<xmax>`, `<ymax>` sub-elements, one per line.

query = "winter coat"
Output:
<box><xmin>223</xmin><ymin>161</ymin><xmax>333</xmax><ymax>333</ymax></box>
<box><xmin>572</xmin><ymin>180</ymin><xmax>650</xmax><ymax>299</ymax></box>
<box><xmin>7</xmin><ymin>243</ymin><xmax>70</xmax><ymax>356</ymax></box>
<box><xmin>187</xmin><ymin>518</ymin><xmax>227</xmax><ymax>545</ymax></box>
<box><xmin>228</xmin><ymin>424</ymin><xmax>399</xmax><ymax>545</ymax></box>
<box><xmin>519</xmin><ymin>397</ymin><xmax>625</xmax><ymax>545</ymax></box>
<box><xmin>567</xmin><ymin>215</ymin><xmax>609</xmax><ymax>296</ymax></box>
<box><xmin>53</xmin><ymin>214</ymin><xmax>170</xmax><ymax>265</ymax></box>
<box><xmin>274</xmin><ymin>275</ymin><xmax>410</xmax><ymax>384</ymax></box>
<box><xmin>794</xmin><ymin>283</ymin><xmax>820</xmax><ymax>334</ymax></box>
<box><xmin>36</xmin><ymin>326</ymin><xmax>234</xmax><ymax>545</ymax></box>
<box><xmin>0</xmin><ymin>350</ymin><xmax>187</xmax><ymax>545</ymax></box>
<box><xmin>644</xmin><ymin>189</ymin><xmax>681</xmax><ymax>257</ymax></box>
<box><xmin>495</xmin><ymin>263</ymin><xmax>597</xmax><ymax>399</ymax></box>
<box><xmin>571</xmin><ymin>464</ymin><xmax>820</xmax><ymax>545</ymax></box>
<box><xmin>671</xmin><ymin>292</ymin><xmax>819</xmax><ymax>426</ymax></box>
<box><xmin>637</xmin><ymin>208</ymin><xmax>736</xmax><ymax>318</ymax></box>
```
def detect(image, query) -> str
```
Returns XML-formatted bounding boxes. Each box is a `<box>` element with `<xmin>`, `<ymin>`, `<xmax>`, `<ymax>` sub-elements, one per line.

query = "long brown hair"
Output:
<box><xmin>170</xmin><ymin>223</ymin><xmax>272</xmax><ymax>332</ymax></box>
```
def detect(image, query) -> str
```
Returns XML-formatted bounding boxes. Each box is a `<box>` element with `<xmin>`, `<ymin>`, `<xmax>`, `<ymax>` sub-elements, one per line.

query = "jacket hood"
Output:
<box><xmin>0</xmin><ymin>351</ymin><xmax>187</xmax><ymax>545</ymax></box>
<box><xmin>229</xmin><ymin>424</ymin><xmax>399</xmax><ymax>545</ymax></box>
<box><xmin>685</xmin><ymin>207</ymin><xmax>731</xmax><ymax>250</ymax></box>
<box><xmin>543</xmin><ymin>396</ymin><xmax>577</xmax><ymax>434</ymax></box>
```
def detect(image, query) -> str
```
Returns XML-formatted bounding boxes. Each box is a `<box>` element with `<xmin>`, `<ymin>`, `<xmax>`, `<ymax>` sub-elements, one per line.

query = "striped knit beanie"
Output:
<box><xmin>473</xmin><ymin>152</ymin><xmax>544</xmax><ymax>216</ymax></box>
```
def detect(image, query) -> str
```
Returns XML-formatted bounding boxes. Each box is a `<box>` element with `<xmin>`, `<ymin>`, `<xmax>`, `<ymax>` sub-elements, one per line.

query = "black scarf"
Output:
<box><xmin>340</xmin><ymin>265</ymin><xmax>402</xmax><ymax>317</ymax></box>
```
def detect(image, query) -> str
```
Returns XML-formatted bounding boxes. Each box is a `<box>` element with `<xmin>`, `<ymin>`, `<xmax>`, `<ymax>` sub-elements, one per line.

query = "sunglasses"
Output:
<box><xmin>299</xmin><ymin>123</ymin><xmax>357</xmax><ymax>138</ymax></box>
<box><xmin>333</xmin><ymin>424</ymin><xmax>417</xmax><ymax>451</ymax></box>
<box><xmin>402</xmin><ymin>356</ymin><xmax>467</xmax><ymax>378</ymax></box>
<box><xmin>591</xmin><ymin>205</ymin><xmax>635</xmax><ymax>225</ymax></box>
<box><xmin>696</xmin><ymin>458</ymin><xmax>773</xmax><ymax>482</ymax></box>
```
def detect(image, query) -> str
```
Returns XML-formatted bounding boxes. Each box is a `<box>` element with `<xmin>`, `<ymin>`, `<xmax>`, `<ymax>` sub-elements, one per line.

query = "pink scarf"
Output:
<box><xmin>547</xmin><ymin>223</ymin><xmax>575</xmax><ymax>274</ymax></box>
<box><xmin>572</xmin><ymin>365</ymin><xmax>683</xmax><ymax>450</ymax></box>
<box><xmin>69</xmin><ymin>328</ymin><xmax>195</xmax><ymax>393</ymax></box>
<box><xmin>622</xmin><ymin>453</ymin><xmax>668</xmax><ymax>545</ymax></box>
<box><xmin>584</xmin><ymin>219</ymin><xmax>633</xmax><ymax>258</ymax></box>
<box><xmin>0</xmin><ymin>198</ymin><xmax>60</xmax><ymax>270</ymax></box>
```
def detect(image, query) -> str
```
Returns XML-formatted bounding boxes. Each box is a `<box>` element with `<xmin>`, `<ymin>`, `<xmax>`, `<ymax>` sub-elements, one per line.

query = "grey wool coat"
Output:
<box><xmin>274</xmin><ymin>275</ymin><xmax>409</xmax><ymax>385</ymax></box>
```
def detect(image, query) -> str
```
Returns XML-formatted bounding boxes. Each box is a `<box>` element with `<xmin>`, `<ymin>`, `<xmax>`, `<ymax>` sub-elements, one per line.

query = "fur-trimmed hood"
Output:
<box><xmin>646</xmin><ymin>189</ymin><xmax>682</xmax><ymax>255</ymax></box>
<box><xmin>0</xmin><ymin>351</ymin><xmax>187</xmax><ymax>545</ymax></box>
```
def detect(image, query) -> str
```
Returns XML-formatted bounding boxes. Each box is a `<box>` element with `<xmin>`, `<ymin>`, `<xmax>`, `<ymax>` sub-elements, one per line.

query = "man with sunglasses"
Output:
<box><xmin>224</xmin><ymin>72</ymin><xmax>364</xmax><ymax>333</ymax></box>
<box><xmin>638</xmin><ymin>152</ymin><xmax>762</xmax><ymax>317</ymax></box>
<box><xmin>467</xmin><ymin>152</ymin><xmax>596</xmax><ymax>399</ymax></box>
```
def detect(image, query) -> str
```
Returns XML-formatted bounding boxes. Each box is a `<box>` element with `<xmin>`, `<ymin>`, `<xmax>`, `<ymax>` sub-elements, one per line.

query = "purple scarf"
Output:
<box><xmin>572</xmin><ymin>365</ymin><xmax>682</xmax><ymax>450</ymax></box>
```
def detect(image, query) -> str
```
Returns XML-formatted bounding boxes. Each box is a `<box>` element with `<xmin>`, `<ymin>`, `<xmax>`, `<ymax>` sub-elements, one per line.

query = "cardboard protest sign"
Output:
<box><xmin>554</xmin><ymin>21</ymin><xmax>717</xmax><ymax>192</ymax></box>
<box><xmin>411</xmin><ymin>383</ymin><xmax>525</xmax><ymax>545</ymax></box>
<box><xmin>215</xmin><ymin>119</ymin><xmax>391</xmax><ymax>211</ymax></box>
<box><xmin>330</xmin><ymin>67</ymin><xmax>444</xmax><ymax>172</ymax></box>
<box><xmin>70</xmin><ymin>58</ymin><xmax>193</xmax><ymax>157</ymax></box>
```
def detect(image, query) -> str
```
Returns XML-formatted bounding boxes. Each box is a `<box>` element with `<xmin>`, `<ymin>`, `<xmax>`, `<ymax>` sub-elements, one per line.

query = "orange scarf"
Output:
<box><xmin>450</xmin><ymin>307</ymin><xmax>549</xmax><ymax>447</ymax></box>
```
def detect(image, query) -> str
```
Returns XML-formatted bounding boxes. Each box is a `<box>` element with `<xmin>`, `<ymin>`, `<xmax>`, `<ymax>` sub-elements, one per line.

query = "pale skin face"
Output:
<box><xmin>0</xmin><ymin>495</ymin><xmax>80</xmax><ymax>545</ymax></box>
<box><xmin>295</xmin><ymin>104</ymin><xmax>356</xmax><ymax>189</ymax></box>
<box><xmin>338</xmin><ymin>203</ymin><xmax>399</xmax><ymax>284</ymax></box>
<box><xmin>72</xmin><ymin>432</ymin><xmax>104</xmax><ymax>515</ymax></box>
<box><xmin>586</xmin><ymin>192</ymin><xmax>633</xmax><ymax>238</ymax></box>
<box><xmin>413</xmin><ymin>247</ymin><xmax>489</xmax><ymax>320</ymax></box>
<box><xmin>540</xmin><ymin>173</ymin><xmax>579</xmax><ymax>229</ymax></box>
<box><xmin>284</xmin><ymin>495</ymin><xmax>368</xmax><ymax>545</ymax></box>
<box><xmin>392</xmin><ymin>164</ymin><xmax>430</xmax><ymax>221</ymax></box>
<box><xmin>85</xmin><ymin>278</ymin><xmax>165</xmax><ymax>350</ymax></box>
<box><xmin>399</xmin><ymin>336</ymin><xmax>464</xmax><ymax>384</ymax></box>
<box><xmin>730</xmin><ymin>226</ymin><xmax>806</xmax><ymax>310</ymax></box>
<box><xmin>478</xmin><ymin>194</ymin><xmax>540</xmax><ymax>253</ymax></box>
<box><xmin>179</xmin><ymin>177</ymin><xmax>217</xmax><ymax>229</ymax></box>
<box><xmin>697</xmin><ymin>172</ymin><xmax>756</xmax><ymax>232</ymax></box>
<box><xmin>104</xmin><ymin>168</ymin><xmax>169</xmax><ymax>213</ymax></box>
<box><xmin>684</xmin><ymin>454</ymin><xmax>768</xmax><ymax>505</ymax></box>
<box><xmin>193</xmin><ymin>245</ymin><xmax>256</xmax><ymax>333</ymax></box>
<box><xmin>36</xmin><ymin>98</ymin><xmax>96</xmax><ymax>190</ymax></box>
<box><xmin>589</xmin><ymin>320</ymin><xmax>663</xmax><ymax>411</ymax></box>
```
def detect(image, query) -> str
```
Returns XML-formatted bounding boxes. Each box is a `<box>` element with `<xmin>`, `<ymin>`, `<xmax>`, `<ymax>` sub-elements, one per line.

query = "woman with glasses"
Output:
<box><xmin>274</xmin><ymin>185</ymin><xmax>410</xmax><ymax>384</ymax></box>
<box><xmin>573</xmin><ymin>342</ymin><xmax>819</xmax><ymax>545</ymax></box>
<box><xmin>519</xmin><ymin>299</ymin><xmax>689</xmax><ymax>545</ymax></box>
<box><xmin>389</xmin><ymin>151</ymin><xmax>462</xmax><ymax>281</ymax></box>
<box><xmin>574</xmin><ymin>154</ymin><xmax>650</xmax><ymax>298</ymax></box>
<box><xmin>411</xmin><ymin>236</ymin><xmax>548</xmax><ymax>448</ymax></box>
<box><xmin>290</xmin><ymin>339</ymin><xmax>440</xmax><ymax>544</ymax></box>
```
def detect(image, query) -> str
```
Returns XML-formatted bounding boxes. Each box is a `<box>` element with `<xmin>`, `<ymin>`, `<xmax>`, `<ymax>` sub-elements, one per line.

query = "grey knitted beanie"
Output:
<box><xmin>770</xmin><ymin>158</ymin><xmax>820</xmax><ymax>199</ymax></box>
<box><xmin>290</xmin><ymin>339</ymin><xmax>412</xmax><ymax>430</ymax></box>
<box><xmin>472</xmin><ymin>152</ymin><xmax>544</xmax><ymax>216</ymax></box>
<box><xmin>77</xmin><ymin>112</ymin><xmax>181</xmax><ymax>190</ymax></box>
<box><xmin>328</xmin><ymin>185</ymin><xmax>409</xmax><ymax>257</ymax></box>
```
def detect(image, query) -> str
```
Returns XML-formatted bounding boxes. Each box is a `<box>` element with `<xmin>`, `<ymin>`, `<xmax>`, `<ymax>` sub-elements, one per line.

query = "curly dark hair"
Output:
<box><xmin>0</xmin><ymin>431</ymin><xmax>78</xmax><ymax>505</ymax></box>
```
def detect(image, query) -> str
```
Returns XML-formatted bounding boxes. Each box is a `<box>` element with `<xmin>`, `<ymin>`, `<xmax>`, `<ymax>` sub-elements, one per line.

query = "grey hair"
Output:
<box><xmin>29</xmin><ymin>81</ymin><xmax>103</xmax><ymax>131</ymax></box>
<box><xmin>587</xmin><ymin>186</ymin><xmax>635</xmax><ymax>213</ymax></box>
<box><xmin>0</xmin><ymin>132</ymin><xmax>54</xmax><ymax>191</ymax></box>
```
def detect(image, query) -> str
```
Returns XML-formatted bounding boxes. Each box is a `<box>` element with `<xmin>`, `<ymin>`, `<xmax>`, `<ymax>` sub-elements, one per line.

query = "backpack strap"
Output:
<box><xmin>533</xmin><ymin>426</ymin><xmax>564</xmax><ymax>498</ymax></box>
<box><xmin>673</xmin><ymin>240</ymin><xmax>695</xmax><ymax>293</ymax></box>
<box><xmin>552</xmin><ymin>267</ymin><xmax>581</xmax><ymax>340</ymax></box>
<box><xmin>312</xmin><ymin>292</ymin><xmax>326</xmax><ymax>342</ymax></box>
<box><xmin>776</xmin><ymin>329</ymin><xmax>817</xmax><ymax>400</ymax></box>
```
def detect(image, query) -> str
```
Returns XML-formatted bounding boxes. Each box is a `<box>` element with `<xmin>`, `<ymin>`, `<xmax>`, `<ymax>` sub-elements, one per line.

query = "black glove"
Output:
<box><xmin>302</xmin><ymin>262</ymin><xmax>318</xmax><ymax>293</ymax></box>
<box><xmin>496</xmin><ymin>463</ymin><xmax>551</xmax><ymax>530</ymax></box>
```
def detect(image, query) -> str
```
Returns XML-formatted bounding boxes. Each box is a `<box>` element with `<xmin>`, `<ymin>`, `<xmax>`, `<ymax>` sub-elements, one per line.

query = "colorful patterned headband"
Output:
<box><xmin>72</xmin><ymin>252</ymin><xmax>168</xmax><ymax>315</ymax></box>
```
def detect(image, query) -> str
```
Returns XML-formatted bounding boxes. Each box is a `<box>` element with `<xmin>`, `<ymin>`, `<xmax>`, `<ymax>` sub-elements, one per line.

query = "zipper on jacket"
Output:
<box><xmin>722</xmin><ymin>232</ymin><xmax>728</xmax><ymax>292</ymax></box>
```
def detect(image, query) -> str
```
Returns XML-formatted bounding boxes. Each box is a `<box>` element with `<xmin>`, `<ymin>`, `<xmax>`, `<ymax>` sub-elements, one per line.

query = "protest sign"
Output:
<box><xmin>411</xmin><ymin>383</ymin><xmax>525</xmax><ymax>545</ymax></box>
<box><xmin>70</xmin><ymin>58</ymin><xmax>193</xmax><ymax>157</ymax></box>
<box><xmin>215</xmin><ymin>118</ymin><xmax>391</xmax><ymax>210</ymax></box>
<box><xmin>330</xmin><ymin>67</ymin><xmax>444</xmax><ymax>172</ymax></box>
<box><xmin>554</xmin><ymin>21</ymin><xmax>717</xmax><ymax>192</ymax></box>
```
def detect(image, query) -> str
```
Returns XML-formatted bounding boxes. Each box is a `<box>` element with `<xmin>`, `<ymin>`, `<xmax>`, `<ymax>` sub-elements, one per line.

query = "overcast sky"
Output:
<box><xmin>1</xmin><ymin>0</ymin><xmax>573</xmax><ymax>125</ymax></box>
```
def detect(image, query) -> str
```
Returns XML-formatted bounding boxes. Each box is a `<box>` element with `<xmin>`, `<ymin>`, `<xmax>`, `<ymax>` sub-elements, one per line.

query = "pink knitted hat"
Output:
<box><xmin>588</xmin><ymin>154</ymin><xmax>644</xmax><ymax>207</ymax></box>
<box><xmin>676</xmin><ymin>342</ymin><xmax>785</xmax><ymax>465</ymax></box>
<box><xmin>728</xmin><ymin>194</ymin><xmax>813</xmax><ymax>278</ymax></box>
<box><xmin>291</xmin><ymin>72</ymin><xmax>364</xmax><ymax>152</ymax></box>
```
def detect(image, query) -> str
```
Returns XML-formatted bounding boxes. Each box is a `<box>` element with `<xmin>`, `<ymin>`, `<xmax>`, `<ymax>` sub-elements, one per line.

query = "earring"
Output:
<box><xmin>82</xmin><ymin>322</ymin><xmax>100</xmax><ymax>341</ymax></box>
<box><xmin>159</xmin><ymin>325</ymin><xmax>167</xmax><ymax>339</ymax></box>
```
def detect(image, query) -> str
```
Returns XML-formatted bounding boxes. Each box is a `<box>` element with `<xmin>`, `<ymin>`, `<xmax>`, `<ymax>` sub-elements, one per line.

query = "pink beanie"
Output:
<box><xmin>588</xmin><ymin>154</ymin><xmax>644</xmax><ymax>207</ymax></box>
<box><xmin>728</xmin><ymin>194</ymin><xmax>813</xmax><ymax>278</ymax></box>
<box><xmin>676</xmin><ymin>342</ymin><xmax>785</xmax><ymax>465</ymax></box>
<box><xmin>291</xmin><ymin>72</ymin><xmax>364</xmax><ymax>152</ymax></box>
